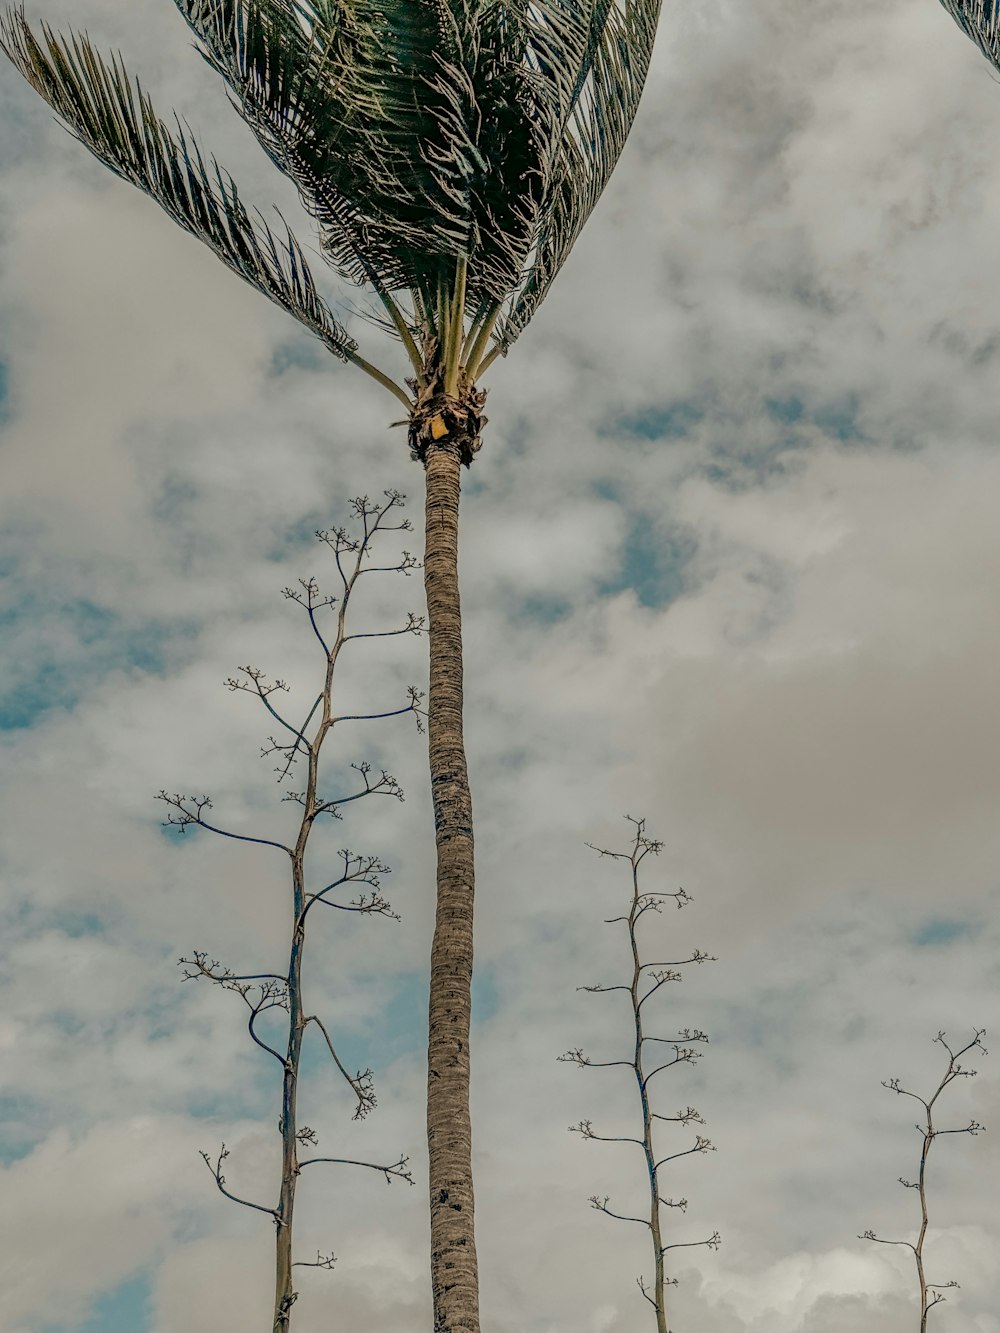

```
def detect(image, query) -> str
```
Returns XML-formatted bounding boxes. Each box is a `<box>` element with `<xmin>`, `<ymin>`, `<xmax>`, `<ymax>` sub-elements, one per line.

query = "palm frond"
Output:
<box><xmin>169</xmin><ymin>1</ymin><xmax>662</xmax><ymax>366</ymax></box>
<box><xmin>0</xmin><ymin>5</ymin><xmax>359</xmax><ymax>363</ymax></box>
<box><xmin>939</xmin><ymin>0</ymin><xmax>1000</xmax><ymax>62</ymax></box>
<box><xmin>460</xmin><ymin>1</ymin><xmax>548</xmax><ymax>305</ymax></box>
<box><xmin>2</xmin><ymin>1</ymin><xmax>665</xmax><ymax>389</ymax></box>
<box><xmin>174</xmin><ymin>2</ymin><xmax>483</xmax><ymax>297</ymax></box>
<box><xmin>496</xmin><ymin>0</ymin><xmax>662</xmax><ymax>354</ymax></box>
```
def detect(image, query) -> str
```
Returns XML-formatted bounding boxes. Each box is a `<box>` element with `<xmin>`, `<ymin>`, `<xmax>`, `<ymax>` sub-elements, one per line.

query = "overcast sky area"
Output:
<box><xmin>1</xmin><ymin>1</ymin><xmax>999</xmax><ymax>1330</ymax></box>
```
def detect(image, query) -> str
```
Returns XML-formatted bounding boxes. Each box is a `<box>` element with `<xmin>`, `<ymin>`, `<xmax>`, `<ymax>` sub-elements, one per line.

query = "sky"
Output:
<box><xmin>1</xmin><ymin>1</ymin><xmax>999</xmax><ymax>1331</ymax></box>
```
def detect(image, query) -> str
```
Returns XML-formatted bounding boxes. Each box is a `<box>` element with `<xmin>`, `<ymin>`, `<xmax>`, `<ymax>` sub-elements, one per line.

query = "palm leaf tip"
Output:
<box><xmin>939</xmin><ymin>0</ymin><xmax>1000</xmax><ymax>62</ymax></box>
<box><xmin>0</xmin><ymin>4</ymin><xmax>359</xmax><ymax>364</ymax></box>
<box><xmin>496</xmin><ymin>0</ymin><xmax>665</xmax><ymax>351</ymax></box>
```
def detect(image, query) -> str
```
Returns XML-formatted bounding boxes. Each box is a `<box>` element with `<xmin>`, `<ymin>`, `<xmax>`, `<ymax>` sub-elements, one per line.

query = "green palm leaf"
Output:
<box><xmin>173</xmin><ymin>1</ymin><xmax>489</xmax><ymax>300</ymax></box>
<box><xmin>0</xmin><ymin>6</ymin><xmax>359</xmax><ymax>364</ymax></box>
<box><xmin>497</xmin><ymin>0</ymin><xmax>663</xmax><ymax>351</ymax></box>
<box><xmin>939</xmin><ymin>0</ymin><xmax>1000</xmax><ymax>58</ymax></box>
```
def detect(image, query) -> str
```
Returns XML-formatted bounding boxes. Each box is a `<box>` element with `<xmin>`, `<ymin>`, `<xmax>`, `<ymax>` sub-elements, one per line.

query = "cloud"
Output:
<box><xmin>1</xmin><ymin>0</ymin><xmax>999</xmax><ymax>1329</ymax></box>
<box><xmin>0</xmin><ymin>1115</ymin><xmax>215</xmax><ymax>1332</ymax></box>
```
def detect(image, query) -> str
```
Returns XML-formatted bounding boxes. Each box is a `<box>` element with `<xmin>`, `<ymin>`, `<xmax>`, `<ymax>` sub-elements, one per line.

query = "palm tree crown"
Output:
<box><xmin>2</xmin><ymin>0</ymin><xmax>661</xmax><ymax>432</ymax></box>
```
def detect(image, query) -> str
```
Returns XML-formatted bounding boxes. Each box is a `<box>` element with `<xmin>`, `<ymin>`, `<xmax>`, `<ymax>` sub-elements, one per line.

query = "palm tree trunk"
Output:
<box><xmin>422</xmin><ymin>437</ymin><xmax>481</xmax><ymax>1333</ymax></box>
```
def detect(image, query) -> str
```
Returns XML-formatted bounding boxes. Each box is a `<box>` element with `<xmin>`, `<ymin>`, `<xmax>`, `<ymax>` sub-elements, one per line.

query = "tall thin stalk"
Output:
<box><xmin>862</xmin><ymin>1028</ymin><xmax>988</xmax><ymax>1331</ymax></box>
<box><xmin>560</xmin><ymin>816</ymin><xmax>720</xmax><ymax>1332</ymax></box>
<box><xmin>160</xmin><ymin>492</ymin><xmax>422</xmax><ymax>1330</ymax></box>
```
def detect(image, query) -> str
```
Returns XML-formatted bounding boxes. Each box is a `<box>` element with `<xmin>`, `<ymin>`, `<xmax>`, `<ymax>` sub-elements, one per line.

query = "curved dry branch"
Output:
<box><xmin>861</xmin><ymin>1028</ymin><xmax>987</xmax><ymax>1331</ymax></box>
<box><xmin>563</xmin><ymin>815</ymin><xmax>718</xmax><ymax>1333</ymax></box>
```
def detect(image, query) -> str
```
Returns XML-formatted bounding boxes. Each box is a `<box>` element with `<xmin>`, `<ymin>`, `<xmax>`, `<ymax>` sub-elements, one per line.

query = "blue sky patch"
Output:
<box><xmin>701</xmin><ymin>392</ymin><xmax>868</xmax><ymax>492</ymax></box>
<box><xmin>614</xmin><ymin>400</ymin><xmax>703</xmax><ymax>441</ymax></box>
<box><xmin>150</xmin><ymin>472</ymin><xmax>201</xmax><ymax>537</ymax></box>
<box><xmin>263</xmin><ymin>520</ymin><xmax>337</xmax><ymax>566</ymax></box>
<box><xmin>813</xmin><ymin>395</ymin><xmax>864</xmax><ymax>443</ymax></box>
<box><xmin>912</xmin><ymin>916</ymin><xmax>976</xmax><ymax>948</ymax></box>
<box><xmin>57</xmin><ymin>911</ymin><xmax>107</xmax><ymax>939</ymax></box>
<box><xmin>0</xmin><ymin>656</ymin><xmax>70</xmax><ymax>732</ymax></box>
<box><xmin>269</xmin><ymin>335</ymin><xmax>325</xmax><ymax>378</ymax></box>
<box><xmin>42</xmin><ymin>1272</ymin><xmax>153</xmax><ymax>1333</ymax></box>
<box><xmin>765</xmin><ymin>394</ymin><xmax>805</xmax><ymax>426</ymax></box>
<box><xmin>0</xmin><ymin>1092</ymin><xmax>46</xmax><ymax>1165</ymax></box>
<box><xmin>598</xmin><ymin>504</ymin><xmax>694</xmax><ymax>609</ymax></box>
<box><xmin>766</xmin><ymin>392</ymin><xmax>864</xmax><ymax>443</ymax></box>
<box><xmin>0</xmin><ymin>595</ymin><xmax>196</xmax><ymax>731</ymax></box>
<box><xmin>519</xmin><ymin>592</ymin><xmax>572</xmax><ymax>624</ymax></box>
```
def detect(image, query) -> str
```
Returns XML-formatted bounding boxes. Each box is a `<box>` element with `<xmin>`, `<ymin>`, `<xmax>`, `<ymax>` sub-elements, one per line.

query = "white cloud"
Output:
<box><xmin>1</xmin><ymin>0</ymin><xmax>998</xmax><ymax>1329</ymax></box>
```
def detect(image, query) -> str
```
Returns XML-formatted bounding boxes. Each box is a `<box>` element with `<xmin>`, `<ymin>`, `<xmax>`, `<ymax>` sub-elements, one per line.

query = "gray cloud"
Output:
<box><xmin>1</xmin><ymin>0</ymin><xmax>999</xmax><ymax>1329</ymax></box>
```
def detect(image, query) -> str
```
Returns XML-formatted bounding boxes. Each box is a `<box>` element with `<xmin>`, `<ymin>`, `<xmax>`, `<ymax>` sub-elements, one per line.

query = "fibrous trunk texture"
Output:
<box><xmin>422</xmin><ymin>438</ymin><xmax>481</xmax><ymax>1333</ymax></box>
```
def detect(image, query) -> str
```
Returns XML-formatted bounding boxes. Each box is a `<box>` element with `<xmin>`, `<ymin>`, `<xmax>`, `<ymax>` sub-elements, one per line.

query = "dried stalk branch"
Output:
<box><xmin>861</xmin><ymin>1028</ymin><xmax>987</xmax><ymax>1332</ymax></box>
<box><xmin>559</xmin><ymin>816</ymin><xmax>720</xmax><ymax>1333</ymax></box>
<box><xmin>160</xmin><ymin>491</ymin><xmax>423</xmax><ymax>1331</ymax></box>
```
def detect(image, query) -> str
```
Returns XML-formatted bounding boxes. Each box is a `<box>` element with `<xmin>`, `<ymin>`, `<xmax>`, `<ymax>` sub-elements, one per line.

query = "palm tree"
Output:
<box><xmin>0</xmin><ymin>3</ymin><xmax>663</xmax><ymax>1329</ymax></box>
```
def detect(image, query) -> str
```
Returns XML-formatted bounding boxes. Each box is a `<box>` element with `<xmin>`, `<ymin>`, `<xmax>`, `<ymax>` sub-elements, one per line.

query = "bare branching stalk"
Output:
<box><xmin>159</xmin><ymin>491</ymin><xmax>424</xmax><ymax>1333</ymax></box>
<box><xmin>861</xmin><ymin>1028</ymin><xmax>988</xmax><ymax>1332</ymax></box>
<box><xmin>559</xmin><ymin>816</ymin><xmax>720</xmax><ymax>1333</ymax></box>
